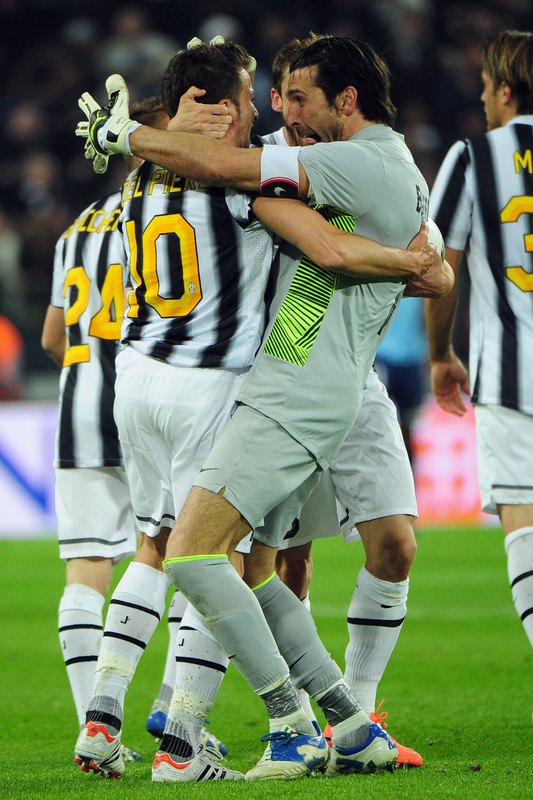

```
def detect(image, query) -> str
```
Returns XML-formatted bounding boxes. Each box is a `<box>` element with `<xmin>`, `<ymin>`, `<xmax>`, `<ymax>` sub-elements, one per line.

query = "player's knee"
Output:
<box><xmin>367</xmin><ymin>522</ymin><xmax>417</xmax><ymax>582</ymax></box>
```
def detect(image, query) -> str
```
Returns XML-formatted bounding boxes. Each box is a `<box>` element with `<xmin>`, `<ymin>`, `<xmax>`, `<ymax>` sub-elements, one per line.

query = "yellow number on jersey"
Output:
<box><xmin>500</xmin><ymin>195</ymin><xmax>533</xmax><ymax>292</ymax></box>
<box><xmin>125</xmin><ymin>214</ymin><xmax>202</xmax><ymax>319</ymax></box>
<box><xmin>63</xmin><ymin>263</ymin><xmax>125</xmax><ymax>367</ymax></box>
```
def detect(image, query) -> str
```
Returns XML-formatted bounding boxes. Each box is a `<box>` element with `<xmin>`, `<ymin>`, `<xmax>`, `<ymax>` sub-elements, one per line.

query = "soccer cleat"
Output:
<box><xmin>245</xmin><ymin>721</ymin><xmax>329</xmax><ymax>781</ymax></box>
<box><xmin>152</xmin><ymin>748</ymin><xmax>244</xmax><ymax>782</ymax></box>
<box><xmin>74</xmin><ymin>721</ymin><xmax>125</xmax><ymax>778</ymax></box>
<box><xmin>146</xmin><ymin>707</ymin><xmax>167</xmax><ymax>740</ymax></box>
<box><xmin>325</xmin><ymin>722</ymin><xmax>398</xmax><ymax>775</ymax></box>
<box><xmin>200</xmin><ymin>724</ymin><xmax>228</xmax><ymax>757</ymax></box>
<box><xmin>324</xmin><ymin>722</ymin><xmax>333</xmax><ymax>746</ymax></box>
<box><xmin>120</xmin><ymin>743</ymin><xmax>142</xmax><ymax>763</ymax></box>
<box><xmin>370</xmin><ymin>701</ymin><xmax>423</xmax><ymax>768</ymax></box>
<box><xmin>146</xmin><ymin>707</ymin><xmax>228</xmax><ymax>756</ymax></box>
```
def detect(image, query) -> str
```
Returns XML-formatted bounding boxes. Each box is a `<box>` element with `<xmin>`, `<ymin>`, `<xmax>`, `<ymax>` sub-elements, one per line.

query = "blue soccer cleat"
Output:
<box><xmin>325</xmin><ymin>722</ymin><xmax>398</xmax><ymax>775</ymax></box>
<box><xmin>245</xmin><ymin>721</ymin><xmax>329</xmax><ymax>781</ymax></box>
<box><xmin>146</xmin><ymin>708</ymin><xmax>167</xmax><ymax>740</ymax></box>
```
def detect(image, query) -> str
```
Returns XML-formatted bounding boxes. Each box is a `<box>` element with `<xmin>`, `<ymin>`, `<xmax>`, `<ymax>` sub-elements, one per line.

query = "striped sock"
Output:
<box><xmin>344</xmin><ymin>566</ymin><xmax>408</xmax><ymax>714</ymax></box>
<box><xmin>59</xmin><ymin>583</ymin><xmax>104</xmax><ymax>727</ymax></box>
<box><xmin>505</xmin><ymin>527</ymin><xmax>533</xmax><ymax>648</ymax></box>
<box><xmin>88</xmin><ymin>563</ymin><xmax>170</xmax><ymax>723</ymax></box>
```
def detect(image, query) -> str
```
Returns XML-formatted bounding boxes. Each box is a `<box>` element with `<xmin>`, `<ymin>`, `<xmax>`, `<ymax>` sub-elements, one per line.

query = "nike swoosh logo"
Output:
<box><xmin>274</xmin><ymin>187</ymin><xmax>286</xmax><ymax>196</ymax></box>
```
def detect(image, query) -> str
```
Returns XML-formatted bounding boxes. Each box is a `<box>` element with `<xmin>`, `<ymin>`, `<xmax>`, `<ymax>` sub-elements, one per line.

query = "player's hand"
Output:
<box><xmin>405</xmin><ymin>222</ymin><xmax>434</xmax><ymax>276</ymax></box>
<box><xmin>168</xmin><ymin>86</ymin><xmax>233</xmax><ymax>139</ymax></box>
<box><xmin>404</xmin><ymin>256</ymin><xmax>454</xmax><ymax>298</ymax></box>
<box><xmin>75</xmin><ymin>92</ymin><xmax>110</xmax><ymax>174</ymax></box>
<box><xmin>76</xmin><ymin>74</ymin><xmax>140</xmax><ymax>173</ymax></box>
<box><xmin>430</xmin><ymin>356</ymin><xmax>470</xmax><ymax>416</ymax></box>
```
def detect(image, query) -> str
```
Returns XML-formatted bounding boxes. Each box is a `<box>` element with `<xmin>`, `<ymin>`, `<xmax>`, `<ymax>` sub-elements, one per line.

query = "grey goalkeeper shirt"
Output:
<box><xmin>238</xmin><ymin>124</ymin><xmax>429</xmax><ymax>467</ymax></box>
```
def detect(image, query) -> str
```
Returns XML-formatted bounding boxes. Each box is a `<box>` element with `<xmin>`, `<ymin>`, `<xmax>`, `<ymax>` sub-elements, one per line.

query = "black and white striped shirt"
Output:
<box><xmin>430</xmin><ymin>116</ymin><xmax>533</xmax><ymax>414</ymax></box>
<box><xmin>51</xmin><ymin>192</ymin><xmax>127</xmax><ymax>467</ymax></box>
<box><xmin>120</xmin><ymin>161</ymin><xmax>275</xmax><ymax>368</ymax></box>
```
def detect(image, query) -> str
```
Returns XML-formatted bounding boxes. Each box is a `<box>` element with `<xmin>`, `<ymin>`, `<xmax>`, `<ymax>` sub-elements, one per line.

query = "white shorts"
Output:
<box><xmin>114</xmin><ymin>346</ymin><xmax>246</xmax><ymax>538</ymax></box>
<box><xmin>55</xmin><ymin>466</ymin><xmax>137</xmax><ymax>563</ymax></box>
<box><xmin>475</xmin><ymin>404</ymin><xmax>533</xmax><ymax>514</ymax></box>
<box><xmin>275</xmin><ymin>370</ymin><xmax>417</xmax><ymax>549</ymax></box>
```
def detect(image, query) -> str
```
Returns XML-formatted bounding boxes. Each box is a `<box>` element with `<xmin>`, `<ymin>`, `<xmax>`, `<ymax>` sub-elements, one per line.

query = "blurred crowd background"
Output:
<box><xmin>0</xmin><ymin>0</ymin><xmax>531</xmax><ymax>400</ymax></box>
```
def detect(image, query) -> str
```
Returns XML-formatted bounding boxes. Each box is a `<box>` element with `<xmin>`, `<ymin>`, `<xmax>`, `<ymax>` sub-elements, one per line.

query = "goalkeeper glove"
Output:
<box><xmin>76</xmin><ymin>74</ymin><xmax>141</xmax><ymax>173</ymax></box>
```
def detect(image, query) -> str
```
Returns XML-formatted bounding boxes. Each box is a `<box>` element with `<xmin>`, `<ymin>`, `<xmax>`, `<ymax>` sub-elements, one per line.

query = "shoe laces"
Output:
<box><xmin>371</xmin><ymin>699</ymin><xmax>389</xmax><ymax>729</ymax></box>
<box><xmin>260</xmin><ymin>728</ymin><xmax>296</xmax><ymax>760</ymax></box>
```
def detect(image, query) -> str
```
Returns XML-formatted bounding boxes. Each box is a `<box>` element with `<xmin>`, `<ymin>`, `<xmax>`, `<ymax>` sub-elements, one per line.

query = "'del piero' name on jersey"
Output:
<box><xmin>514</xmin><ymin>148</ymin><xmax>533</xmax><ymax>173</ymax></box>
<box><xmin>63</xmin><ymin>207</ymin><xmax>120</xmax><ymax>239</ymax></box>
<box><xmin>122</xmin><ymin>169</ymin><xmax>206</xmax><ymax>203</ymax></box>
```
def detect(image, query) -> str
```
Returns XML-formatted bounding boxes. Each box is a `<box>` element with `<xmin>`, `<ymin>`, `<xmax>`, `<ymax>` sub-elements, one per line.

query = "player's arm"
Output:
<box><xmin>424</xmin><ymin>247</ymin><xmax>470</xmax><ymax>415</ymax></box>
<box><xmin>253</xmin><ymin>197</ymin><xmax>439</xmax><ymax>283</ymax></box>
<box><xmin>41</xmin><ymin>305</ymin><xmax>66</xmax><ymax>367</ymax></box>
<box><xmin>77</xmin><ymin>75</ymin><xmax>310</xmax><ymax>193</ymax></box>
<box><xmin>128</xmin><ymin>126</ymin><xmax>312</xmax><ymax>194</ymax></box>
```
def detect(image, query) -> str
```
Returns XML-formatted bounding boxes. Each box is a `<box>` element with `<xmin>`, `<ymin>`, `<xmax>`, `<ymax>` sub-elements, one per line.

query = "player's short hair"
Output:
<box><xmin>271</xmin><ymin>33</ymin><xmax>327</xmax><ymax>93</ymax></box>
<box><xmin>161</xmin><ymin>41</ymin><xmax>252</xmax><ymax>117</ymax></box>
<box><xmin>130</xmin><ymin>96</ymin><xmax>167</xmax><ymax>127</ymax></box>
<box><xmin>290</xmin><ymin>36</ymin><xmax>397</xmax><ymax>127</ymax></box>
<box><xmin>482</xmin><ymin>30</ymin><xmax>533</xmax><ymax>114</ymax></box>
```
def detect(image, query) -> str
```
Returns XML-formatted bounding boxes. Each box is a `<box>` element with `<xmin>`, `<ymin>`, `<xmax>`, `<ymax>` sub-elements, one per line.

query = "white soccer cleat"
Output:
<box><xmin>74</xmin><ymin>721</ymin><xmax>125</xmax><ymax>778</ymax></box>
<box><xmin>325</xmin><ymin>722</ymin><xmax>398</xmax><ymax>776</ymax></box>
<box><xmin>245</xmin><ymin>722</ymin><xmax>329</xmax><ymax>781</ymax></box>
<box><xmin>152</xmin><ymin>748</ymin><xmax>244</xmax><ymax>782</ymax></box>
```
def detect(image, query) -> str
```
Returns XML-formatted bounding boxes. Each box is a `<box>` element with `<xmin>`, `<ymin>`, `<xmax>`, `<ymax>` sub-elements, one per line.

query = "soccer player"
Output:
<box><xmin>41</xmin><ymin>96</ymin><xmax>168</xmax><ymax>766</ymax></box>
<box><xmin>427</xmin><ymin>30</ymin><xmax>533</xmax><ymax>675</ymax></box>
<box><xmin>74</xmin><ymin>40</ymin><xmax>438</xmax><ymax>783</ymax></box>
<box><xmin>77</xmin><ymin>37</ymin><xmax>452</xmax><ymax>780</ymax></box>
<box><xmin>264</xmin><ymin>35</ymin><xmax>424</xmax><ymax>767</ymax></box>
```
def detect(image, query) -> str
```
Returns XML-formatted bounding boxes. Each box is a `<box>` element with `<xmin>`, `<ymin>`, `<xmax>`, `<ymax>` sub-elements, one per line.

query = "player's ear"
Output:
<box><xmin>271</xmin><ymin>88</ymin><xmax>283</xmax><ymax>113</ymax></box>
<box><xmin>339</xmin><ymin>86</ymin><xmax>357</xmax><ymax>116</ymax></box>
<box><xmin>219</xmin><ymin>98</ymin><xmax>237</xmax><ymax>122</ymax></box>
<box><xmin>499</xmin><ymin>81</ymin><xmax>513</xmax><ymax>106</ymax></box>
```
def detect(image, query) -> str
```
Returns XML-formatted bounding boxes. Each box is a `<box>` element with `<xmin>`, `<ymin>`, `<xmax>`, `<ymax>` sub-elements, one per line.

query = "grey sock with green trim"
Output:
<box><xmin>163</xmin><ymin>556</ymin><xmax>290</xmax><ymax>694</ymax></box>
<box><xmin>253</xmin><ymin>573</ymin><xmax>346</xmax><ymax>698</ymax></box>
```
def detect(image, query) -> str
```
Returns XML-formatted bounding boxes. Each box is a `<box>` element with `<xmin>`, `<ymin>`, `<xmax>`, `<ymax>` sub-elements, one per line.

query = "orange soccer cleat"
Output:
<box><xmin>323</xmin><ymin>700</ymin><xmax>424</xmax><ymax>769</ymax></box>
<box><xmin>370</xmin><ymin>701</ymin><xmax>423</xmax><ymax>768</ymax></box>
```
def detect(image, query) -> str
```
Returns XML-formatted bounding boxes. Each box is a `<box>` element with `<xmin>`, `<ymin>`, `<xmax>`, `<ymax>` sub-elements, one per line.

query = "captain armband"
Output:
<box><xmin>260</xmin><ymin>145</ymin><xmax>301</xmax><ymax>199</ymax></box>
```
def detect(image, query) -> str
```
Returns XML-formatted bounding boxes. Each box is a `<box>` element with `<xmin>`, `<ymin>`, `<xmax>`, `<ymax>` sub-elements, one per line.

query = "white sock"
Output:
<box><xmin>163</xmin><ymin>603</ymin><xmax>229</xmax><ymax>754</ymax></box>
<box><xmin>505</xmin><ymin>527</ymin><xmax>533</xmax><ymax>648</ymax></box>
<box><xmin>151</xmin><ymin>590</ymin><xmax>189</xmax><ymax>713</ymax></box>
<box><xmin>344</xmin><ymin>566</ymin><xmax>408</xmax><ymax>714</ymax></box>
<box><xmin>90</xmin><ymin>563</ymin><xmax>170</xmax><ymax>718</ymax></box>
<box><xmin>58</xmin><ymin>584</ymin><xmax>104</xmax><ymax>727</ymax></box>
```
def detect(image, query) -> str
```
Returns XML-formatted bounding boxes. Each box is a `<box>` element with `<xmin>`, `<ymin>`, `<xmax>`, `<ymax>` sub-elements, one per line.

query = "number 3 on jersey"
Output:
<box><xmin>125</xmin><ymin>214</ymin><xmax>203</xmax><ymax>318</ymax></box>
<box><xmin>501</xmin><ymin>196</ymin><xmax>533</xmax><ymax>291</ymax></box>
<box><xmin>63</xmin><ymin>263</ymin><xmax>125</xmax><ymax>367</ymax></box>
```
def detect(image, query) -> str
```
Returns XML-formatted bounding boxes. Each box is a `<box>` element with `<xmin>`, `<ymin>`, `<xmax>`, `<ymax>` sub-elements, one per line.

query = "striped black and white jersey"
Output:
<box><xmin>51</xmin><ymin>192</ymin><xmax>127</xmax><ymax>468</ymax></box>
<box><xmin>120</xmin><ymin>161</ymin><xmax>275</xmax><ymax>368</ymax></box>
<box><xmin>430</xmin><ymin>116</ymin><xmax>533</xmax><ymax>414</ymax></box>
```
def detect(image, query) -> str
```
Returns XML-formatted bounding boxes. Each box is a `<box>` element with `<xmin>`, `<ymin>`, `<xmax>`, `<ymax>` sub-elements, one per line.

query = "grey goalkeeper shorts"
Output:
<box><xmin>194</xmin><ymin>403</ymin><xmax>321</xmax><ymax>546</ymax></box>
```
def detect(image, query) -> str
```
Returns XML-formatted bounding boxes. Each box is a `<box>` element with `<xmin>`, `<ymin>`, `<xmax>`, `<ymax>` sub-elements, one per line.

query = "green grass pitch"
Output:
<box><xmin>1</xmin><ymin>525</ymin><xmax>531</xmax><ymax>799</ymax></box>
